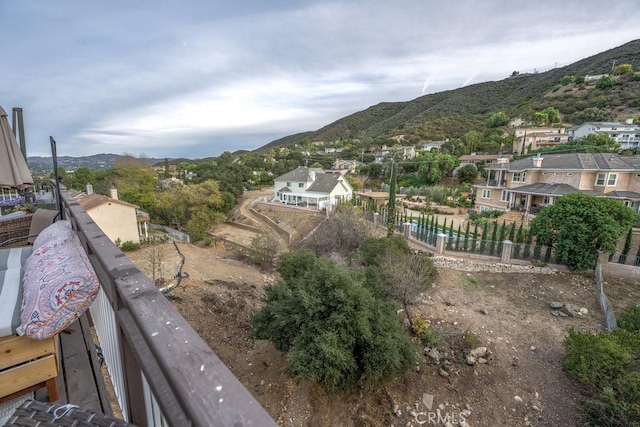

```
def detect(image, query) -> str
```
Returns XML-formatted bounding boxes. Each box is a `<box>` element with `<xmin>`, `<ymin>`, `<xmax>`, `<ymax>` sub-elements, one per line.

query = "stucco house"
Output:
<box><xmin>76</xmin><ymin>189</ymin><xmax>142</xmax><ymax>244</ymax></box>
<box><xmin>473</xmin><ymin>153</ymin><xmax>640</xmax><ymax>215</ymax></box>
<box><xmin>459</xmin><ymin>154</ymin><xmax>513</xmax><ymax>165</ymax></box>
<box><xmin>374</xmin><ymin>145</ymin><xmax>417</xmax><ymax>163</ymax></box>
<box><xmin>274</xmin><ymin>166</ymin><xmax>353</xmax><ymax>210</ymax></box>
<box><xmin>567</xmin><ymin>120</ymin><xmax>640</xmax><ymax>150</ymax></box>
<box><xmin>332</xmin><ymin>159</ymin><xmax>362</xmax><ymax>173</ymax></box>
<box><xmin>511</xmin><ymin>127</ymin><xmax>569</xmax><ymax>154</ymax></box>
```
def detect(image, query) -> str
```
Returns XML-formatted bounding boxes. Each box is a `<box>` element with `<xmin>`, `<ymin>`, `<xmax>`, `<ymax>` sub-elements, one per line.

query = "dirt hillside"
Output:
<box><xmin>123</xmin><ymin>190</ymin><xmax>640</xmax><ymax>426</ymax></box>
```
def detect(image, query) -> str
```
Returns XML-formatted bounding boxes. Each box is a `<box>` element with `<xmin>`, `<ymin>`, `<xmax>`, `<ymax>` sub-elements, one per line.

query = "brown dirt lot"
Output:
<box><xmin>123</xmin><ymin>192</ymin><xmax>640</xmax><ymax>427</ymax></box>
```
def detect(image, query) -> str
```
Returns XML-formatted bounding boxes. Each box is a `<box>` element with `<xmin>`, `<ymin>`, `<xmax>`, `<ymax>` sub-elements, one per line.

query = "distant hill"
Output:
<box><xmin>27</xmin><ymin>153</ymin><xmax>163</xmax><ymax>172</ymax></box>
<box><xmin>257</xmin><ymin>39</ymin><xmax>640</xmax><ymax>152</ymax></box>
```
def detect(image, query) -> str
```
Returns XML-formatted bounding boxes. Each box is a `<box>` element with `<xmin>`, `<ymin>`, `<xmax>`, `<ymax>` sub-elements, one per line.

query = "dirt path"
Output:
<box><xmin>212</xmin><ymin>187</ymin><xmax>325</xmax><ymax>251</ymax></box>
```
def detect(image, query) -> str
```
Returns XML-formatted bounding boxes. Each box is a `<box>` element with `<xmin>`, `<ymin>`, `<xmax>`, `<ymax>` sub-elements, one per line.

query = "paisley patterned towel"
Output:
<box><xmin>32</xmin><ymin>219</ymin><xmax>73</xmax><ymax>249</ymax></box>
<box><xmin>17</xmin><ymin>225</ymin><xmax>99</xmax><ymax>340</ymax></box>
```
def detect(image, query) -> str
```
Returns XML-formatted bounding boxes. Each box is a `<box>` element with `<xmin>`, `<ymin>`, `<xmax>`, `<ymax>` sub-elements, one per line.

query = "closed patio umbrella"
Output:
<box><xmin>0</xmin><ymin>106</ymin><xmax>33</xmax><ymax>189</ymax></box>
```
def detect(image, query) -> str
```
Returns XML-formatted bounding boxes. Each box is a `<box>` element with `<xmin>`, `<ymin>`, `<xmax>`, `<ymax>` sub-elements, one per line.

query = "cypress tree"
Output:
<box><xmin>497</xmin><ymin>221</ymin><xmax>507</xmax><ymax>256</ymax></box>
<box><xmin>620</xmin><ymin>227</ymin><xmax>633</xmax><ymax>264</ymax></box>
<box><xmin>522</xmin><ymin>229</ymin><xmax>532</xmax><ymax>259</ymax></box>
<box><xmin>386</xmin><ymin>161</ymin><xmax>397</xmax><ymax>237</ymax></box>
<box><xmin>489</xmin><ymin>223</ymin><xmax>498</xmax><ymax>256</ymax></box>
<box><xmin>479</xmin><ymin>225</ymin><xmax>489</xmax><ymax>253</ymax></box>
<box><xmin>432</xmin><ymin>217</ymin><xmax>439</xmax><ymax>245</ymax></box>
<box><xmin>514</xmin><ymin>224</ymin><xmax>524</xmax><ymax>258</ymax></box>
<box><xmin>471</xmin><ymin>223</ymin><xmax>478</xmax><ymax>253</ymax></box>
<box><xmin>454</xmin><ymin>224</ymin><xmax>462</xmax><ymax>251</ymax></box>
<box><xmin>463</xmin><ymin>221</ymin><xmax>470</xmax><ymax>252</ymax></box>
<box><xmin>446</xmin><ymin>220</ymin><xmax>454</xmax><ymax>250</ymax></box>
<box><xmin>508</xmin><ymin>223</ymin><xmax>516</xmax><ymax>242</ymax></box>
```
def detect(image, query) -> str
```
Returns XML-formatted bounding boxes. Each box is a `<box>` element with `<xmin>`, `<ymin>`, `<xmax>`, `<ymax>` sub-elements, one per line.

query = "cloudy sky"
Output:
<box><xmin>1</xmin><ymin>1</ymin><xmax>638</xmax><ymax>159</ymax></box>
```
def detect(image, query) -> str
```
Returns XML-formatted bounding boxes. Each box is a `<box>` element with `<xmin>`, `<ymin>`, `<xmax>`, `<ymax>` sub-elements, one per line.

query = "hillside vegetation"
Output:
<box><xmin>258</xmin><ymin>39</ymin><xmax>640</xmax><ymax>151</ymax></box>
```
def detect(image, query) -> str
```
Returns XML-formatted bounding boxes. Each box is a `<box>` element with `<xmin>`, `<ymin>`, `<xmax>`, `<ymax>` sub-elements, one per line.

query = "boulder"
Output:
<box><xmin>561</xmin><ymin>304</ymin><xmax>580</xmax><ymax>317</ymax></box>
<box><xmin>427</xmin><ymin>348</ymin><xmax>441</xmax><ymax>364</ymax></box>
<box><xmin>549</xmin><ymin>301</ymin><xmax>564</xmax><ymax>309</ymax></box>
<box><xmin>470</xmin><ymin>346</ymin><xmax>488</xmax><ymax>358</ymax></box>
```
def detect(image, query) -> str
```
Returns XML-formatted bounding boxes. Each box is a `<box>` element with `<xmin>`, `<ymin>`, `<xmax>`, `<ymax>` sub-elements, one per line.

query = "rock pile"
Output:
<box><xmin>431</xmin><ymin>256</ymin><xmax>558</xmax><ymax>274</ymax></box>
<box><xmin>548</xmin><ymin>301</ymin><xmax>588</xmax><ymax>317</ymax></box>
<box><xmin>465</xmin><ymin>346</ymin><xmax>491</xmax><ymax>366</ymax></box>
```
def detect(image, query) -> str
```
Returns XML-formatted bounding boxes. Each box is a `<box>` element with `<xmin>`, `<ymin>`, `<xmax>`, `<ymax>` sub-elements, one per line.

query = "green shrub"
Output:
<box><xmin>410</xmin><ymin>315</ymin><xmax>445</xmax><ymax>348</ymax></box>
<box><xmin>563</xmin><ymin>328</ymin><xmax>633</xmax><ymax>387</ymax></box>
<box><xmin>251</xmin><ymin>251</ymin><xmax>417</xmax><ymax>393</ymax></box>
<box><xmin>421</xmin><ymin>327</ymin><xmax>445</xmax><ymax>348</ymax></box>
<box><xmin>119</xmin><ymin>241</ymin><xmax>140</xmax><ymax>251</ymax></box>
<box><xmin>619</xmin><ymin>304</ymin><xmax>640</xmax><ymax>333</ymax></box>
<box><xmin>563</xmin><ymin>327</ymin><xmax>640</xmax><ymax>426</ymax></box>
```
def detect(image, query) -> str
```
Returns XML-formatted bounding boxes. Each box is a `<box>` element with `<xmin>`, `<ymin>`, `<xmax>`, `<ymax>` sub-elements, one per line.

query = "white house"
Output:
<box><xmin>274</xmin><ymin>166</ymin><xmax>353</xmax><ymax>210</ymax></box>
<box><xmin>567</xmin><ymin>120</ymin><xmax>640</xmax><ymax>150</ymax></box>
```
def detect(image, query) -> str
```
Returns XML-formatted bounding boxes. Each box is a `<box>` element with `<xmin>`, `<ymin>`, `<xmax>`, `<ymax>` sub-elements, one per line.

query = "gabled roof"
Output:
<box><xmin>274</xmin><ymin>166</ymin><xmax>324</xmax><ymax>182</ymax></box>
<box><xmin>274</xmin><ymin>166</ymin><xmax>353</xmax><ymax>195</ymax></box>
<box><xmin>487</xmin><ymin>153</ymin><xmax>640</xmax><ymax>172</ymax></box>
<box><xmin>77</xmin><ymin>193</ymin><xmax>138</xmax><ymax>210</ymax></box>
<box><xmin>307</xmin><ymin>174</ymin><xmax>346</xmax><ymax>193</ymax></box>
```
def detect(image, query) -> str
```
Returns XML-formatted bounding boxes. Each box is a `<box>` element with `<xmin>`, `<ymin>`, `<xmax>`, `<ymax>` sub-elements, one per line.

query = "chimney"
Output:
<box><xmin>110</xmin><ymin>185</ymin><xmax>118</xmax><ymax>200</ymax></box>
<box><xmin>532</xmin><ymin>153</ymin><xmax>543</xmax><ymax>168</ymax></box>
<box><xmin>86</xmin><ymin>183</ymin><xmax>94</xmax><ymax>195</ymax></box>
<box><xmin>309</xmin><ymin>170</ymin><xmax>316</xmax><ymax>181</ymax></box>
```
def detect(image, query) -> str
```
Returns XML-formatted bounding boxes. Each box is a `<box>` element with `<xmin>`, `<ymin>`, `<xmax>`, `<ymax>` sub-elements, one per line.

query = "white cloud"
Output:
<box><xmin>0</xmin><ymin>0</ymin><xmax>638</xmax><ymax>158</ymax></box>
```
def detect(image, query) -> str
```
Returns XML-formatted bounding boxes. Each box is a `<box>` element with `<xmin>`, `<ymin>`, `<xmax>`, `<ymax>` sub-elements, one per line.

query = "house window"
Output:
<box><xmin>286</xmin><ymin>182</ymin><xmax>291</xmax><ymax>187</ymax></box>
<box><xmin>596</xmin><ymin>173</ymin><xmax>618</xmax><ymax>186</ymax></box>
<box><xmin>298</xmin><ymin>182</ymin><xmax>304</xmax><ymax>188</ymax></box>
<box><xmin>512</xmin><ymin>172</ymin><xmax>526</xmax><ymax>182</ymax></box>
<box><xmin>543</xmin><ymin>196</ymin><xmax>550</xmax><ymax>205</ymax></box>
<box><xmin>624</xmin><ymin>200</ymin><xmax>631</xmax><ymax>207</ymax></box>
<box><xmin>501</xmin><ymin>191</ymin><xmax>510</xmax><ymax>202</ymax></box>
<box><xmin>482</xmin><ymin>189</ymin><xmax>491</xmax><ymax>199</ymax></box>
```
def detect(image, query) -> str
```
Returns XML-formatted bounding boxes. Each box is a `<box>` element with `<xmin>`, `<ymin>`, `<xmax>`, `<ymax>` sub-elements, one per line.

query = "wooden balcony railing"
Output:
<box><xmin>57</xmin><ymin>186</ymin><xmax>276</xmax><ymax>426</ymax></box>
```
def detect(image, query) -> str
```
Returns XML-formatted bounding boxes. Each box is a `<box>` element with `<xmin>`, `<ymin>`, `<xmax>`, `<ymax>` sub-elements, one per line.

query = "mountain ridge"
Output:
<box><xmin>257</xmin><ymin>39</ymin><xmax>640</xmax><ymax>152</ymax></box>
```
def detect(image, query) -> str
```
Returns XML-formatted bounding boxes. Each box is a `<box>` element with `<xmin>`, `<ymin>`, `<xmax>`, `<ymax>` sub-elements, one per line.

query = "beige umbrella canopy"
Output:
<box><xmin>0</xmin><ymin>106</ymin><xmax>33</xmax><ymax>189</ymax></box>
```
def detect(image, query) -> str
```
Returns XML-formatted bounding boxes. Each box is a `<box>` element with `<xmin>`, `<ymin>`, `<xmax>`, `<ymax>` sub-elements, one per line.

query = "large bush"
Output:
<box><xmin>531</xmin><ymin>194</ymin><xmax>637</xmax><ymax>271</ymax></box>
<box><xmin>619</xmin><ymin>304</ymin><xmax>640</xmax><ymax>333</ymax></box>
<box><xmin>563</xmin><ymin>305</ymin><xmax>640</xmax><ymax>426</ymax></box>
<box><xmin>251</xmin><ymin>250</ymin><xmax>417</xmax><ymax>393</ymax></box>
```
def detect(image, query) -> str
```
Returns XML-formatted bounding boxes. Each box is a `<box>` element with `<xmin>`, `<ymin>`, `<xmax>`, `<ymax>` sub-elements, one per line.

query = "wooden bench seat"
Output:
<box><xmin>0</xmin><ymin>334</ymin><xmax>59</xmax><ymax>403</ymax></box>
